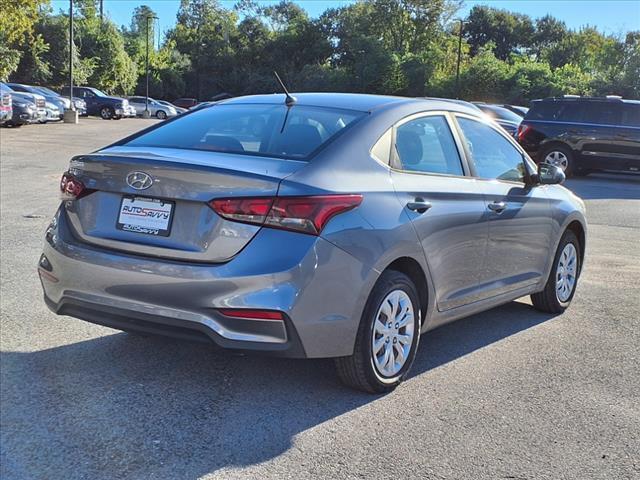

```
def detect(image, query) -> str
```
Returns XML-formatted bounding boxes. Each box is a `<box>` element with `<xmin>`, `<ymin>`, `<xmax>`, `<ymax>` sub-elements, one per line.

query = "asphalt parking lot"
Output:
<box><xmin>1</xmin><ymin>118</ymin><xmax>639</xmax><ymax>480</ymax></box>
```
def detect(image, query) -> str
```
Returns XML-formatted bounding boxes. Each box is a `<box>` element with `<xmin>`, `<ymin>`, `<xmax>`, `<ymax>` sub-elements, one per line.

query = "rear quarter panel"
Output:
<box><xmin>278</xmin><ymin>104</ymin><xmax>442</xmax><ymax>330</ymax></box>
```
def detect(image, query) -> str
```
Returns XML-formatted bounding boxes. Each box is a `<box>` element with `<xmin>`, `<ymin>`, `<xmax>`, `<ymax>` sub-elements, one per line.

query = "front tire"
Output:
<box><xmin>156</xmin><ymin>110</ymin><xmax>167</xmax><ymax>120</ymax></box>
<box><xmin>531</xmin><ymin>230</ymin><xmax>581</xmax><ymax>313</ymax></box>
<box><xmin>335</xmin><ymin>270</ymin><xmax>421</xmax><ymax>393</ymax></box>
<box><xmin>100</xmin><ymin>106</ymin><xmax>114</xmax><ymax>120</ymax></box>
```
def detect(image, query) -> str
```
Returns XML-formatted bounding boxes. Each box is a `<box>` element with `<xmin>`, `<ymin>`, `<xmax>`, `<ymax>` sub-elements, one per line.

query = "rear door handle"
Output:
<box><xmin>487</xmin><ymin>201</ymin><xmax>507</xmax><ymax>213</ymax></box>
<box><xmin>406</xmin><ymin>199</ymin><xmax>432</xmax><ymax>213</ymax></box>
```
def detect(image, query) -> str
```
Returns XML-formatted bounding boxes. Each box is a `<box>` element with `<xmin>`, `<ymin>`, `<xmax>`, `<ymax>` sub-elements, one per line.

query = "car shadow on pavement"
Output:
<box><xmin>1</xmin><ymin>300</ymin><xmax>556</xmax><ymax>479</ymax></box>
<box><xmin>564</xmin><ymin>173</ymin><xmax>640</xmax><ymax>200</ymax></box>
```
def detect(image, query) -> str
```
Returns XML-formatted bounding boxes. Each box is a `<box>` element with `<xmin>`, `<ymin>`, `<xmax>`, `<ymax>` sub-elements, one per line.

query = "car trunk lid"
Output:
<box><xmin>64</xmin><ymin>146</ymin><xmax>306</xmax><ymax>262</ymax></box>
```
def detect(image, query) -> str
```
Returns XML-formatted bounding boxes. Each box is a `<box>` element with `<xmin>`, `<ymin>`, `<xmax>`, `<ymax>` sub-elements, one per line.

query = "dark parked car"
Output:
<box><xmin>172</xmin><ymin>97</ymin><xmax>199</xmax><ymax>109</ymax></box>
<box><xmin>501</xmin><ymin>105</ymin><xmax>529</xmax><ymax>117</ymax></box>
<box><xmin>517</xmin><ymin>96</ymin><xmax>640</xmax><ymax>176</ymax></box>
<box><xmin>473</xmin><ymin>103</ymin><xmax>522</xmax><ymax>136</ymax></box>
<box><xmin>0</xmin><ymin>83</ymin><xmax>46</xmax><ymax>126</ymax></box>
<box><xmin>8</xmin><ymin>83</ymin><xmax>65</xmax><ymax>120</ymax></box>
<box><xmin>60</xmin><ymin>86</ymin><xmax>130</xmax><ymax>120</ymax></box>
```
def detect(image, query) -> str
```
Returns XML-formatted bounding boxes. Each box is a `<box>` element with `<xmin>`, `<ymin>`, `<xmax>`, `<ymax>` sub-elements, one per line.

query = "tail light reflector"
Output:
<box><xmin>517</xmin><ymin>124</ymin><xmax>532</xmax><ymax>142</ymax></box>
<box><xmin>210</xmin><ymin>194</ymin><xmax>363</xmax><ymax>235</ymax></box>
<box><xmin>219</xmin><ymin>309</ymin><xmax>284</xmax><ymax>321</ymax></box>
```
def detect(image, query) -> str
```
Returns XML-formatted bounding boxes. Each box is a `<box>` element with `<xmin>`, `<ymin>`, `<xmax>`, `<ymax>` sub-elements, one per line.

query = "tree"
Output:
<box><xmin>0</xmin><ymin>0</ymin><xmax>48</xmax><ymax>80</ymax></box>
<box><xmin>457</xmin><ymin>44</ymin><xmax>511</xmax><ymax>101</ymax></box>
<box><xmin>532</xmin><ymin>15</ymin><xmax>568</xmax><ymax>58</ymax></box>
<box><xmin>464</xmin><ymin>5</ymin><xmax>535</xmax><ymax>60</ymax></box>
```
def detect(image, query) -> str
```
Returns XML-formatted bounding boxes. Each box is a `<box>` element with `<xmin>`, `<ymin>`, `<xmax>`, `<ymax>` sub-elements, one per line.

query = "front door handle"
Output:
<box><xmin>487</xmin><ymin>201</ymin><xmax>507</xmax><ymax>213</ymax></box>
<box><xmin>406</xmin><ymin>199</ymin><xmax>432</xmax><ymax>214</ymax></box>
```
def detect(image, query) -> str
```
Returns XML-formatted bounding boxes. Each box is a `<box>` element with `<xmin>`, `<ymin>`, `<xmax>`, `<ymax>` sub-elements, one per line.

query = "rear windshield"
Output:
<box><xmin>124</xmin><ymin>103</ymin><xmax>365</xmax><ymax>160</ymax></box>
<box><xmin>479</xmin><ymin>105</ymin><xmax>522</xmax><ymax>123</ymax></box>
<box><xmin>526</xmin><ymin>101</ymin><xmax>562</xmax><ymax>120</ymax></box>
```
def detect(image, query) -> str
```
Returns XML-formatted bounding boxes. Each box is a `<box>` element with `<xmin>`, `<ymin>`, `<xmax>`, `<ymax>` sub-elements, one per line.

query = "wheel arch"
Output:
<box><xmin>566</xmin><ymin>220</ymin><xmax>586</xmax><ymax>276</ymax></box>
<box><xmin>538</xmin><ymin>140</ymin><xmax>574</xmax><ymax>161</ymax></box>
<box><xmin>383</xmin><ymin>256</ymin><xmax>429</xmax><ymax>326</ymax></box>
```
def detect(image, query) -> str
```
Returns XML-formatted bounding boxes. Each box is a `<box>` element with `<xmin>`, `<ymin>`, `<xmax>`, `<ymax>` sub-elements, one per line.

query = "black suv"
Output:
<box><xmin>517</xmin><ymin>96</ymin><xmax>640</xmax><ymax>176</ymax></box>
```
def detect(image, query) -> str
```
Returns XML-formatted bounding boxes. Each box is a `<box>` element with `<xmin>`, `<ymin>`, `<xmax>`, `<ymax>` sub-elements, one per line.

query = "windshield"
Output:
<box><xmin>123</xmin><ymin>103</ymin><xmax>366</xmax><ymax>160</ymax></box>
<box><xmin>480</xmin><ymin>105</ymin><xmax>522</xmax><ymax>123</ymax></box>
<box><xmin>91</xmin><ymin>88</ymin><xmax>108</xmax><ymax>97</ymax></box>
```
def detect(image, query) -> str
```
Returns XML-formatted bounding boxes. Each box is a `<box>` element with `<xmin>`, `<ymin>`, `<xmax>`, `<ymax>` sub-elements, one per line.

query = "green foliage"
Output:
<box><xmin>464</xmin><ymin>5</ymin><xmax>535</xmax><ymax>60</ymax></box>
<box><xmin>0</xmin><ymin>0</ymin><xmax>49</xmax><ymax>80</ymax></box>
<box><xmin>3</xmin><ymin>0</ymin><xmax>638</xmax><ymax>102</ymax></box>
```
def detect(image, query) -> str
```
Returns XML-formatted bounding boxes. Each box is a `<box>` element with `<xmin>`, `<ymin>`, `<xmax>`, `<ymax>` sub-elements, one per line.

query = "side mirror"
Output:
<box><xmin>537</xmin><ymin>163</ymin><xmax>565</xmax><ymax>185</ymax></box>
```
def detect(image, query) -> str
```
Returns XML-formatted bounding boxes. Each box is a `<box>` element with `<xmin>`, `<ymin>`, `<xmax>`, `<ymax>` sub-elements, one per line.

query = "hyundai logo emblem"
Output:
<box><xmin>126</xmin><ymin>171</ymin><xmax>153</xmax><ymax>190</ymax></box>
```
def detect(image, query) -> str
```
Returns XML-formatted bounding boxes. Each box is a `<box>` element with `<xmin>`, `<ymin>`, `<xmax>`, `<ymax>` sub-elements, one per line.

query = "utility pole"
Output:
<box><xmin>69</xmin><ymin>0</ymin><xmax>73</xmax><ymax>104</ymax></box>
<box><xmin>63</xmin><ymin>0</ymin><xmax>78</xmax><ymax>123</ymax></box>
<box><xmin>100</xmin><ymin>0</ymin><xmax>103</xmax><ymax>22</ymax></box>
<box><xmin>455</xmin><ymin>19</ymin><xmax>464</xmax><ymax>100</ymax></box>
<box><xmin>135</xmin><ymin>13</ymin><xmax>158</xmax><ymax>118</ymax></box>
<box><xmin>145</xmin><ymin>15</ymin><xmax>150</xmax><ymax>116</ymax></box>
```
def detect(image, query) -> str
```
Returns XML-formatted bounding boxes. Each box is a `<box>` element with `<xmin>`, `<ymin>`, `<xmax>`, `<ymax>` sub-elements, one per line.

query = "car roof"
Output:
<box><xmin>534</xmin><ymin>96</ymin><xmax>640</xmax><ymax>105</ymax></box>
<box><xmin>220</xmin><ymin>92</ymin><xmax>481</xmax><ymax>115</ymax></box>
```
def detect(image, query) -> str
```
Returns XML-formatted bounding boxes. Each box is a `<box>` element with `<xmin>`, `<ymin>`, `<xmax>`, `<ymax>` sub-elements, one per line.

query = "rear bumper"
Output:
<box><xmin>39</xmin><ymin>207</ymin><xmax>375</xmax><ymax>358</ymax></box>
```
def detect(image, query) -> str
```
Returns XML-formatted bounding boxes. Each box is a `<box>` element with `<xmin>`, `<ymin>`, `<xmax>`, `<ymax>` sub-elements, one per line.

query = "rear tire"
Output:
<box><xmin>540</xmin><ymin>145</ymin><xmax>577</xmax><ymax>177</ymax></box>
<box><xmin>335</xmin><ymin>270</ymin><xmax>421</xmax><ymax>393</ymax></box>
<box><xmin>531</xmin><ymin>230</ymin><xmax>581</xmax><ymax>313</ymax></box>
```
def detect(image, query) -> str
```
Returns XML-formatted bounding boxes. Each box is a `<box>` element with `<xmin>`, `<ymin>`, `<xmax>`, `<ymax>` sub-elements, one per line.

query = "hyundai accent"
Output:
<box><xmin>39</xmin><ymin>93</ymin><xmax>587</xmax><ymax>392</ymax></box>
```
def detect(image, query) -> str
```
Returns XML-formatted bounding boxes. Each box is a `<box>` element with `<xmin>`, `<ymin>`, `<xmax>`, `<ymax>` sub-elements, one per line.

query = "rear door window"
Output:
<box><xmin>393</xmin><ymin>115</ymin><xmax>464</xmax><ymax>176</ymax></box>
<box><xmin>581</xmin><ymin>102</ymin><xmax>622</xmax><ymax>125</ymax></box>
<box><xmin>621</xmin><ymin>104</ymin><xmax>640</xmax><ymax>127</ymax></box>
<box><xmin>557</xmin><ymin>102</ymin><xmax>586</xmax><ymax>122</ymax></box>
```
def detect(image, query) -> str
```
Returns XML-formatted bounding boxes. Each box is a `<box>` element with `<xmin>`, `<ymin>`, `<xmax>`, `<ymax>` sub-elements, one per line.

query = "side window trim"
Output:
<box><xmin>390</xmin><ymin>111</ymin><xmax>471</xmax><ymax>178</ymax></box>
<box><xmin>451</xmin><ymin>113</ymin><xmax>534</xmax><ymax>185</ymax></box>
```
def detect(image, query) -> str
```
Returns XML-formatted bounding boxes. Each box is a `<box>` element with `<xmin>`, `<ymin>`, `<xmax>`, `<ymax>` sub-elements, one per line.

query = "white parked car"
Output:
<box><xmin>127</xmin><ymin>96</ymin><xmax>178</xmax><ymax>119</ymax></box>
<box><xmin>42</xmin><ymin>101</ymin><xmax>62</xmax><ymax>122</ymax></box>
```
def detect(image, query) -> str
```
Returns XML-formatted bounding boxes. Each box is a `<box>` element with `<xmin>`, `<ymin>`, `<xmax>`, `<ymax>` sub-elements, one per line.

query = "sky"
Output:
<box><xmin>50</xmin><ymin>0</ymin><xmax>640</xmax><ymax>40</ymax></box>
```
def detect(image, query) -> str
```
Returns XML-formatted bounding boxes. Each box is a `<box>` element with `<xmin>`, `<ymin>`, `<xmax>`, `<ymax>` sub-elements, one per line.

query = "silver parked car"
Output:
<box><xmin>156</xmin><ymin>99</ymin><xmax>187</xmax><ymax>114</ymax></box>
<box><xmin>127</xmin><ymin>96</ymin><xmax>178</xmax><ymax>119</ymax></box>
<box><xmin>40</xmin><ymin>93</ymin><xmax>587</xmax><ymax>393</ymax></box>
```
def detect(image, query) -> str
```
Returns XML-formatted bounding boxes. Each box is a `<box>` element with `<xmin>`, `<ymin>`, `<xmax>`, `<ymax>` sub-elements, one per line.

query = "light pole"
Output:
<box><xmin>455</xmin><ymin>19</ymin><xmax>465</xmax><ymax>100</ymax></box>
<box><xmin>63</xmin><ymin>0</ymin><xmax>78</xmax><ymax>123</ymax></box>
<box><xmin>135</xmin><ymin>13</ymin><xmax>158</xmax><ymax>118</ymax></box>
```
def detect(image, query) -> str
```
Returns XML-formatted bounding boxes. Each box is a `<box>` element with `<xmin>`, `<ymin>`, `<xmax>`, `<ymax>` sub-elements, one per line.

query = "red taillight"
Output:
<box><xmin>219</xmin><ymin>309</ymin><xmax>284</xmax><ymax>321</ymax></box>
<box><xmin>517</xmin><ymin>124</ymin><xmax>532</xmax><ymax>142</ymax></box>
<box><xmin>210</xmin><ymin>197</ymin><xmax>274</xmax><ymax>224</ymax></box>
<box><xmin>209</xmin><ymin>194</ymin><xmax>363</xmax><ymax>235</ymax></box>
<box><xmin>60</xmin><ymin>172</ymin><xmax>91</xmax><ymax>200</ymax></box>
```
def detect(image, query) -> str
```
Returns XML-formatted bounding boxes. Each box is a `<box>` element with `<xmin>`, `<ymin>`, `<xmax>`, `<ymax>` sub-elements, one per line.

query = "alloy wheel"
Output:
<box><xmin>545</xmin><ymin>150</ymin><xmax>569</xmax><ymax>171</ymax></box>
<box><xmin>371</xmin><ymin>289</ymin><xmax>415</xmax><ymax>378</ymax></box>
<box><xmin>100</xmin><ymin>107</ymin><xmax>112</xmax><ymax>120</ymax></box>
<box><xmin>556</xmin><ymin>243</ymin><xmax>577</xmax><ymax>302</ymax></box>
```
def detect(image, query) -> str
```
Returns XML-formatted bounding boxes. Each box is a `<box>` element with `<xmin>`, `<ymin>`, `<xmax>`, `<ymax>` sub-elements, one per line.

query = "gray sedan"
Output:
<box><xmin>127</xmin><ymin>96</ymin><xmax>178</xmax><ymax>119</ymax></box>
<box><xmin>40</xmin><ymin>93</ymin><xmax>586</xmax><ymax>393</ymax></box>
